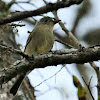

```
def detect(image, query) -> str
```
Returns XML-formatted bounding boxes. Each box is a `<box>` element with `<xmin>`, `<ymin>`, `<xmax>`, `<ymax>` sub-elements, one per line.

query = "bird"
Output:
<box><xmin>10</xmin><ymin>17</ymin><xmax>61</xmax><ymax>95</ymax></box>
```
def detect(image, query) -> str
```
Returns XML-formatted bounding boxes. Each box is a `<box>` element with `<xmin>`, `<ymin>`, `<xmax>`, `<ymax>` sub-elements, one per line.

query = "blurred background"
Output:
<box><xmin>0</xmin><ymin>0</ymin><xmax>100</xmax><ymax>100</ymax></box>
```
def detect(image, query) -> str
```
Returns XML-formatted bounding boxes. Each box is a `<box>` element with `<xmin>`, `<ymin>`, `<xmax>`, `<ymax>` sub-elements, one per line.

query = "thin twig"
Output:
<box><xmin>82</xmin><ymin>77</ymin><xmax>95</xmax><ymax>100</ymax></box>
<box><xmin>7</xmin><ymin>0</ymin><xmax>15</xmax><ymax>8</ymax></box>
<box><xmin>36</xmin><ymin>70</ymin><xmax>51</xmax><ymax>87</ymax></box>
<box><xmin>15</xmin><ymin>1</ymin><xmax>38</xmax><ymax>8</ymax></box>
<box><xmin>43</xmin><ymin>0</ymin><xmax>48</xmax><ymax>4</ymax></box>
<box><xmin>55</xmin><ymin>37</ymin><xmax>73</xmax><ymax>48</ymax></box>
<box><xmin>88</xmin><ymin>76</ymin><xmax>93</xmax><ymax>86</ymax></box>
<box><xmin>8</xmin><ymin>23</ymin><xmax>25</xmax><ymax>27</ymax></box>
<box><xmin>34</xmin><ymin>67</ymin><xmax>63</xmax><ymax>88</ymax></box>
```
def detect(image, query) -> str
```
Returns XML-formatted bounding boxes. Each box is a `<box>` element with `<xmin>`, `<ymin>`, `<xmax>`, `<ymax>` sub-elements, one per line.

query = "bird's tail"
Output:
<box><xmin>10</xmin><ymin>73</ymin><xmax>25</xmax><ymax>95</ymax></box>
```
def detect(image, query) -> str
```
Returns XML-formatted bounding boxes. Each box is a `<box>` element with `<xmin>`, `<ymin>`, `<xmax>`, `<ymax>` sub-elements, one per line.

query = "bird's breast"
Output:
<box><xmin>36</xmin><ymin>28</ymin><xmax>54</xmax><ymax>54</ymax></box>
<box><xmin>25</xmin><ymin>27</ymin><xmax>54</xmax><ymax>56</ymax></box>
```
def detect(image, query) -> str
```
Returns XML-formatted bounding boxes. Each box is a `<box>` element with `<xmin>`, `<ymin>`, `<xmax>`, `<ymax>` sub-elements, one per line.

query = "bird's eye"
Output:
<box><xmin>52</xmin><ymin>18</ymin><xmax>56</xmax><ymax>21</ymax></box>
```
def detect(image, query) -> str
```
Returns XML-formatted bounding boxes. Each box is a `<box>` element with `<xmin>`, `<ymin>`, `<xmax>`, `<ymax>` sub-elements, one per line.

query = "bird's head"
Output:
<box><xmin>37</xmin><ymin>17</ymin><xmax>61</xmax><ymax>27</ymax></box>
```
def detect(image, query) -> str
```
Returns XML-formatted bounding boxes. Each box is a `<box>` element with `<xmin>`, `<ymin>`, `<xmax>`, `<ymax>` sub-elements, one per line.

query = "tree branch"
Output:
<box><xmin>0</xmin><ymin>0</ymin><xmax>83</xmax><ymax>25</ymax></box>
<box><xmin>0</xmin><ymin>45</ymin><xmax>29</xmax><ymax>59</ymax></box>
<box><xmin>0</xmin><ymin>45</ymin><xmax>100</xmax><ymax>85</ymax></box>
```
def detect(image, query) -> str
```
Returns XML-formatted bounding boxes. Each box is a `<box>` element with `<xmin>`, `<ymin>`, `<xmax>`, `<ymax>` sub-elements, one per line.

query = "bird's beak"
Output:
<box><xmin>53</xmin><ymin>19</ymin><xmax>61</xmax><ymax>24</ymax></box>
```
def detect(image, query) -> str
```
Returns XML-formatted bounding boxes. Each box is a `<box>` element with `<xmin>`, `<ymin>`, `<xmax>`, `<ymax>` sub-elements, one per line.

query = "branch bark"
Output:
<box><xmin>0</xmin><ymin>45</ymin><xmax>100</xmax><ymax>86</ymax></box>
<box><xmin>0</xmin><ymin>0</ymin><xmax>83</xmax><ymax>25</ymax></box>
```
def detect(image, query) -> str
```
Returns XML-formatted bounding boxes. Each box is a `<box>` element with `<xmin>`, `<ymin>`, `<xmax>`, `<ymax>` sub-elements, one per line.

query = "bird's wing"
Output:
<box><xmin>24</xmin><ymin>32</ymin><xmax>32</xmax><ymax>52</ymax></box>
